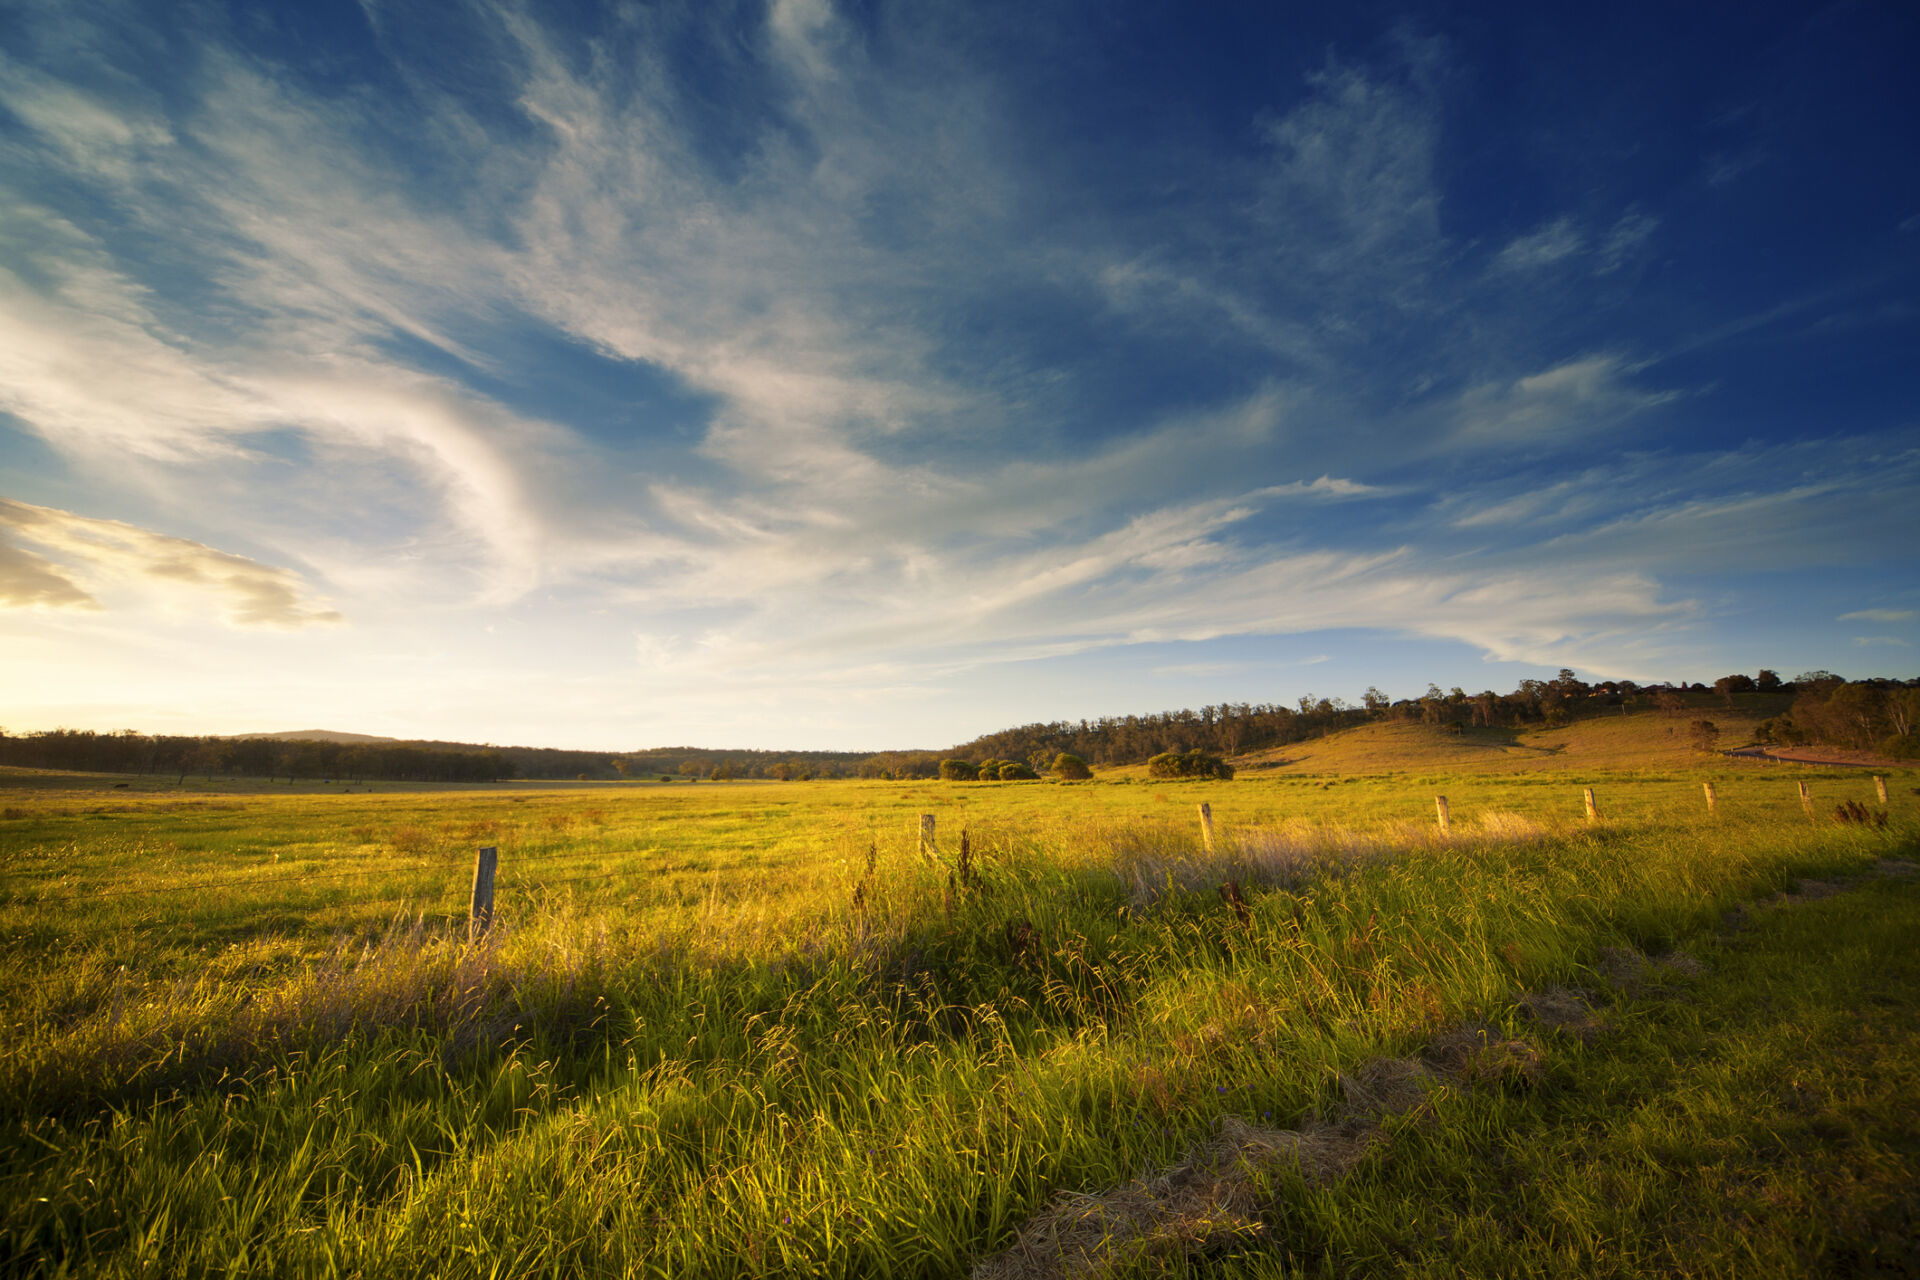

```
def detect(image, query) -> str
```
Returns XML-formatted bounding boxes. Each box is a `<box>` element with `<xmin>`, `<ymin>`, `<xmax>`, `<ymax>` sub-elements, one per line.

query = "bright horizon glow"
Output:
<box><xmin>2</xmin><ymin>1</ymin><xmax>1916</xmax><ymax>752</ymax></box>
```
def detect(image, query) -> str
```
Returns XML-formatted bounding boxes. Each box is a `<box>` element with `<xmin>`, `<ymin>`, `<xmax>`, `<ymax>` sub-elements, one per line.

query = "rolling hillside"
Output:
<box><xmin>1221</xmin><ymin>697</ymin><xmax>1793</xmax><ymax>777</ymax></box>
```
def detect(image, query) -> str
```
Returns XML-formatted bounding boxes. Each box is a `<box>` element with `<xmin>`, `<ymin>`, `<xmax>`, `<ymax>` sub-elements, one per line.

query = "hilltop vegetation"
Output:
<box><xmin>2</xmin><ymin>669</ymin><xmax>1913</xmax><ymax>787</ymax></box>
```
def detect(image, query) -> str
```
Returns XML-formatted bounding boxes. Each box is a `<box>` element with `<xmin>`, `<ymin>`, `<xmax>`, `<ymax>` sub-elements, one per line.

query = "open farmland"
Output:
<box><xmin>1</xmin><ymin>756</ymin><xmax>1915</xmax><ymax>1277</ymax></box>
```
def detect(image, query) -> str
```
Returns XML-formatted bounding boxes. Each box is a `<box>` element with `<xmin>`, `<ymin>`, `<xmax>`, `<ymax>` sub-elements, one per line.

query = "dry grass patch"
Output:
<box><xmin>1423</xmin><ymin>1023</ymin><xmax>1547</xmax><ymax>1087</ymax></box>
<box><xmin>971</xmin><ymin>1115</ymin><xmax>1376</xmax><ymax>1280</ymax></box>
<box><xmin>1339</xmin><ymin>1056</ymin><xmax>1442</xmax><ymax>1117</ymax></box>
<box><xmin>1519</xmin><ymin>987</ymin><xmax>1605</xmax><ymax>1042</ymax></box>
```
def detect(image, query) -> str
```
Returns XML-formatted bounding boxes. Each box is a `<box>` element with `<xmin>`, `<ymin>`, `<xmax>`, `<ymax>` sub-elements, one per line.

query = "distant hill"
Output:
<box><xmin>1219</xmin><ymin>695</ymin><xmax>1791</xmax><ymax>777</ymax></box>
<box><xmin>229</xmin><ymin>730</ymin><xmax>401</xmax><ymax>744</ymax></box>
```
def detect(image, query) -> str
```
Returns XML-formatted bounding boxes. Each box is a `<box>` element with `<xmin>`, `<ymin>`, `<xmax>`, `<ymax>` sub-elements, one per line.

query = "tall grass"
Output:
<box><xmin>0</xmin><ymin>775</ymin><xmax>1911</xmax><ymax>1277</ymax></box>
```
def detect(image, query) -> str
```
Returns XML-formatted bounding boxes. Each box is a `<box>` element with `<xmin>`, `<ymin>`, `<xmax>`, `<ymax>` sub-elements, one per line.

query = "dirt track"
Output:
<box><xmin>1722</xmin><ymin>746</ymin><xmax>1898</xmax><ymax>769</ymax></box>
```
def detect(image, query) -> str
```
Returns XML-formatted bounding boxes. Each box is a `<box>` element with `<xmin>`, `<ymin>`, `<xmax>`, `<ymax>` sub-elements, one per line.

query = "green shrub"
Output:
<box><xmin>997</xmin><ymin>762</ymin><xmax>1038</xmax><ymax>781</ymax></box>
<box><xmin>1145</xmin><ymin>749</ymin><xmax>1234</xmax><ymax>780</ymax></box>
<box><xmin>1878</xmin><ymin>733</ymin><xmax>1920</xmax><ymax>760</ymax></box>
<box><xmin>938</xmin><ymin>759</ymin><xmax>980</xmax><ymax>781</ymax></box>
<box><xmin>1051</xmin><ymin>753</ymin><xmax>1092</xmax><ymax>781</ymax></box>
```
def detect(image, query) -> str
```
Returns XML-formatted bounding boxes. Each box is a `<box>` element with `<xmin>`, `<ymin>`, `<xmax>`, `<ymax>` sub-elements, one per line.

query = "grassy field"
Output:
<box><xmin>1226</xmin><ymin>696</ymin><xmax>1794</xmax><ymax>778</ymax></box>
<box><xmin>0</xmin><ymin>727</ymin><xmax>1914</xmax><ymax>1277</ymax></box>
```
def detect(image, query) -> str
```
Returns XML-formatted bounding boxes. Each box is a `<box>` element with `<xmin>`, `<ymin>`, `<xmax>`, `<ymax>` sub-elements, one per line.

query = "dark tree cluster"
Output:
<box><xmin>945</xmin><ymin>696</ymin><xmax>1374</xmax><ymax>773</ymax></box>
<box><xmin>1756</xmin><ymin>676</ymin><xmax>1920</xmax><ymax>758</ymax></box>
<box><xmin>1146</xmin><ymin>749</ymin><xmax>1234</xmax><ymax>780</ymax></box>
<box><xmin>623</xmin><ymin>748</ymin><xmax>872</xmax><ymax>781</ymax></box>
<box><xmin>0</xmin><ymin>730</ymin><xmax>515</xmax><ymax>783</ymax></box>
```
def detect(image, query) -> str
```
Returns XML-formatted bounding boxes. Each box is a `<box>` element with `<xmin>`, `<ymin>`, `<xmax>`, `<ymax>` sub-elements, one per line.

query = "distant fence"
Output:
<box><xmin>3</xmin><ymin>775</ymin><xmax>1901</xmax><ymax>929</ymax></box>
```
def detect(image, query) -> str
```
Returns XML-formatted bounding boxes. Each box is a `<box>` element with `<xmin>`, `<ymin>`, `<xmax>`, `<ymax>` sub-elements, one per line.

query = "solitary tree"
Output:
<box><xmin>1712</xmin><ymin>673</ymin><xmax>1755</xmax><ymax>708</ymax></box>
<box><xmin>1051</xmin><ymin>752</ymin><xmax>1092</xmax><ymax>781</ymax></box>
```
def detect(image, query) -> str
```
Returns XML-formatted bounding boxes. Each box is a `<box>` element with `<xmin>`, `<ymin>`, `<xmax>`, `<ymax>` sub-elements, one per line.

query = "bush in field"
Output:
<box><xmin>997</xmin><ymin>762</ymin><xmax>1038</xmax><ymax>781</ymax></box>
<box><xmin>1688</xmin><ymin>719</ymin><xmax>1720</xmax><ymax>752</ymax></box>
<box><xmin>1880</xmin><ymin>733</ymin><xmax>1920</xmax><ymax>760</ymax></box>
<box><xmin>1146</xmin><ymin>749</ymin><xmax>1234</xmax><ymax>780</ymax></box>
<box><xmin>939</xmin><ymin>759</ymin><xmax>979</xmax><ymax>781</ymax></box>
<box><xmin>1051</xmin><ymin>752</ymin><xmax>1092</xmax><ymax>781</ymax></box>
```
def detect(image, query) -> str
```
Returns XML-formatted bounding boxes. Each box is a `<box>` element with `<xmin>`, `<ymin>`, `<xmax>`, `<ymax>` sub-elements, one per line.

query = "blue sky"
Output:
<box><xmin>0</xmin><ymin>0</ymin><xmax>1915</xmax><ymax>751</ymax></box>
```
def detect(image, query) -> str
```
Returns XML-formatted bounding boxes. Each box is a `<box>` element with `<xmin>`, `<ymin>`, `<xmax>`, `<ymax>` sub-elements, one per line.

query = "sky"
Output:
<box><xmin>0</xmin><ymin>0</ymin><xmax>1916</xmax><ymax>752</ymax></box>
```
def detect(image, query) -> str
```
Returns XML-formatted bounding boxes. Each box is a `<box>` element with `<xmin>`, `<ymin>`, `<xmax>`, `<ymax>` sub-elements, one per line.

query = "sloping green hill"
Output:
<box><xmin>1228</xmin><ymin>697</ymin><xmax>1789</xmax><ymax>776</ymax></box>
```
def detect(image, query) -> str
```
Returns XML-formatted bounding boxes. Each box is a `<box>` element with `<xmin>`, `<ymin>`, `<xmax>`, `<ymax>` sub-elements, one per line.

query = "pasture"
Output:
<box><xmin>1</xmin><ymin>763</ymin><xmax>1914</xmax><ymax>1277</ymax></box>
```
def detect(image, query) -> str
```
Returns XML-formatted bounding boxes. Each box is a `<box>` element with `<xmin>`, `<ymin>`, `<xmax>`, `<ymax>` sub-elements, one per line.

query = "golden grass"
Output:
<box><xmin>1225</xmin><ymin>704</ymin><xmax>1784</xmax><ymax>777</ymax></box>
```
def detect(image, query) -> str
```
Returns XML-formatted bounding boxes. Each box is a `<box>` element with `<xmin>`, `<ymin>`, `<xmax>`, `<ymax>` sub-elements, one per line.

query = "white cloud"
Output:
<box><xmin>1261</xmin><ymin>475</ymin><xmax>1382</xmax><ymax>499</ymax></box>
<box><xmin>1596</xmin><ymin>210</ymin><xmax>1659</xmax><ymax>274</ymax></box>
<box><xmin>0</xmin><ymin>6</ymin><xmax>1908</xmax><ymax>745</ymax></box>
<box><xmin>1492</xmin><ymin>217</ymin><xmax>1583</xmax><ymax>272</ymax></box>
<box><xmin>0</xmin><ymin>498</ymin><xmax>341</xmax><ymax>627</ymax></box>
<box><xmin>1257</xmin><ymin>64</ymin><xmax>1440</xmax><ymax>267</ymax></box>
<box><xmin>1838</xmin><ymin>609</ymin><xmax>1914</xmax><ymax>623</ymax></box>
<box><xmin>1454</xmin><ymin>354</ymin><xmax>1679</xmax><ymax>445</ymax></box>
<box><xmin>0</xmin><ymin>538</ymin><xmax>96</xmax><ymax>610</ymax></box>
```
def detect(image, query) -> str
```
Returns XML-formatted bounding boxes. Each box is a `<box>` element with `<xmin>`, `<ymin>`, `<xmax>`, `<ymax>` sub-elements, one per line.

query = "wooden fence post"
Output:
<box><xmin>1198</xmin><ymin>802</ymin><xmax>1216</xmax><ymax>855</ymax></box>
<box><xmin>1797</xmin><ymin>780</ymin><xmax>1814</xmax><ymax>820</ymax></box>
<box><xmin>1702</xmin><ymin>781</ymin><xmax>1717</xmax><ymax>815</ymax></box>
<box><xmin>469</xmin><ymin>845</ymin><xmax>498</xmax><ymax>942</ymax></box>
<box><xmin>1583</xmin><ymin>788</ymin><xmax>1600</xmax><ymax>823</ymax></box>
<box><xmin>1875</xmin><ymin>775</ymin><xmax>1888</xmax><ymax>805</ymax></box>
<box><xmin>1435</xmin><ymin>795</ymin><xmax>1451</xmax><ymax>833</ymax></box>
<box><xmin>919</xmin><ymin>814</ymin><xmax>937</xmax><ymax>860</ymax></box>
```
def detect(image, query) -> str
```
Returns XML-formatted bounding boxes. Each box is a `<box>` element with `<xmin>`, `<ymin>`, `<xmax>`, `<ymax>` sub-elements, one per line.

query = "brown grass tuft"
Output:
<box><xmin>1519</xmin><ymin>987</ymin><xmax>1604</xmax><ymax>1042</ymax></box>
<box><xmin>1423</xmin><ymin>1023</ymin><xmax>1546</xmax><ymax>1086</ymax></box>
<box><xmin>971</xmin><ymin>1116</ymin><xmax>1374</xmax><ymax>1280</ymax></box>
<box><xmin>1658</xmin><ymin>950</ymin><xmax>1705</xmax><ymax>979</ymax></box>
<box><xmin>1339</xmin><ymin>1056</ymin><xmax>1440</xmax><ymax>1117</ymax></box>
<box><xmin>1595</xmin><ymin>945</ymin><xmax>1649</xmax><ymax>989</ymax></box>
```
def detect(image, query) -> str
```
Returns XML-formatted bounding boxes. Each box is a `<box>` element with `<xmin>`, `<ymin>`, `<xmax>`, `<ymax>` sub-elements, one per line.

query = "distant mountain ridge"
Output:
<box><xmin>228</xmin><ymin>730</ymin><xmax>401</xmax><ymax>744</ymax></box>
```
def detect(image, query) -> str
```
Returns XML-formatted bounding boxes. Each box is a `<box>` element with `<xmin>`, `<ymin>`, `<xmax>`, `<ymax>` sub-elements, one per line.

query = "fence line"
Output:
<box><xmin>2</xmin><ymin>777</ymin><xmax>1903</xmax><ymax>912</ymax></box>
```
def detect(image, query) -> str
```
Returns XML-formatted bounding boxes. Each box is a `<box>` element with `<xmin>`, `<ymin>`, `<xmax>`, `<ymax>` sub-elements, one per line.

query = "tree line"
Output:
<box><xmin>1753</xmin><ymin>674</ymin><xmax>1920</xmax><ymax>758</ymax></box>
<box><xmin>5</xmin><ymin>669</ymin><xmax>1913</xmax><ymax>784</ymax></box>
<box><xmin>0</xmin><ymin>730</ymin><xmax>515</xmax><ymax>783</ymax></box>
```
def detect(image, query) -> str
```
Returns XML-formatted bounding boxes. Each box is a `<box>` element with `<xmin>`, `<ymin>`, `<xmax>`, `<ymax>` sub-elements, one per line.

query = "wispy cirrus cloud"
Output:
<box><xmin>0</xmin><ymin>1</ymin><xmax>1910</xmax><ymax>745</ymax></box>
<box><xmin>1493</xmin><ymin>218</ymin><xmax>1584</xmax><ymax>272</ymax></box>
<box><xmin>1453</xmin><ymin>354</ymin><xmax>1681</xmax><ymax>446</ymax></box>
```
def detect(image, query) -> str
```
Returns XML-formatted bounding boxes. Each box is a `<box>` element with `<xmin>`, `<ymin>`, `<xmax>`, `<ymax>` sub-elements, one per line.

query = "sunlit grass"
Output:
<box><xmin>0</xmin><ymin>765</ymin><xmax>1912</xmax><ymax>1276</ymax></box>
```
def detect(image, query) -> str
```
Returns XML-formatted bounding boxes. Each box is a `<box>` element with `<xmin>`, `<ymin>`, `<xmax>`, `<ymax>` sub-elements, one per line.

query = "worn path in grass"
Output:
<box><xmin>1167</xmin><ymin>863</ymin><xmax>1920</xmax><ymax>1279</ymax></box>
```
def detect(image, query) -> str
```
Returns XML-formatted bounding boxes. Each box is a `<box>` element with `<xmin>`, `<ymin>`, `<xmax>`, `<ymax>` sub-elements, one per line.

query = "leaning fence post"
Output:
<box><xmin>1875</xmin><ymin>775</ymin><xmax>1888</xmax><ymax>805</ymax></box>
<box><xmin>469</xmin><ymin>845</ymin><xmax>498</xmax><ymax>942</ymax></box>
<box><xmin>1583</xmin><ymin>787</ymin><xmax>1600</xmax><ymax>823</ymax></box>
<box><xmin>1198</xmin><ymin>802</ymin><xmax>1216</xmax><ymax>855</ymax></box>
<box><xmin>919</xmin><ymin>814</ymin><xmax>937</xmax><ymax>860</ymax></box>
<box><xmin>1435</xmin><ymin>795</ymin><xmax>1451</xmax><ymax>833</ymax></box>
<box><xmin>1797</xmin><ymin>779</ymin><xmax>1814</xmax><ymax>820</ymax></box>
<box><xmin>1702</xmin><ymin>781</ymin><xmax>1717</xmax><ymax>815</ymax></box>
